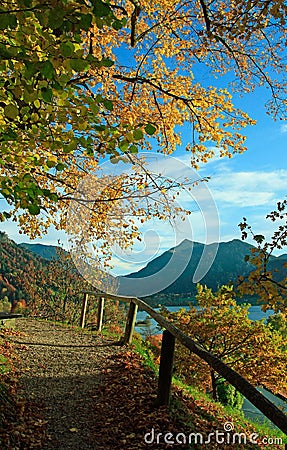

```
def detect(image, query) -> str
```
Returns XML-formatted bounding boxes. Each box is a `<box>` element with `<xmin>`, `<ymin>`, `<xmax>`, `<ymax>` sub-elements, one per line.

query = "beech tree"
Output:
<box><xmin>1</xmin><ymin>0</ymin><xmax>287</xmax><ymax>251</ymax></box>
<box><xmin>160</xmin><ymin>285</ymin><xmax>287</xmax><ymax>401</ymax></box>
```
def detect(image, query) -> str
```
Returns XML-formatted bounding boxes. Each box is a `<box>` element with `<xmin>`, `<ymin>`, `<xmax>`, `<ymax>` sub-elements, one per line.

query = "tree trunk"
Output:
<box><xmin>211</xmin><ymin>370</ymin><xmax>218</xmax><ymax>401</ymax></box>
<box><xmin>62</xmin><ymin>295</ymin><xmax>67</xmax><ymax>315</ymax></box>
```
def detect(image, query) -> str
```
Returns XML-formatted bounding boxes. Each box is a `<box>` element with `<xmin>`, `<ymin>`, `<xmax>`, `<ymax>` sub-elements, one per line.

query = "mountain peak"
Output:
<box><xmin>118</xmin><ymin>238</ymin><xmax>285</xmax><ymax>298</ymax></box>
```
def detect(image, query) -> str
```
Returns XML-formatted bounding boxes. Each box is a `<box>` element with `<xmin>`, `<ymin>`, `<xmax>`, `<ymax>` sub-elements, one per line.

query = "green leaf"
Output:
<box><xmin>95</xmin><ymin>94</ymin><xmax>103</xmax><ymax>103</ymax></box>
<box><xmin>100</xmin><ymin>58</ymin><xmax>114</xmax><ymax>67</ymax></box>
<box><xmin>34</xmin><ymin>10</ymin><xmax>48</xmax><ymax>27</ymax></box>
<box><xmin>48</xmin><ymin>8</ymin><xmax>65</xmax><ymax>29</ymax></box>
<box><xmin>8</xmin><ymin>14</ymin><xmax>17</xmax><ymax>29</ymax></box>
<box><xmin>119</xmin><ymin>140</ymin><xmax>129</xmax><ymax>152</ymax></box>
<box><xmin>22</xmin><ymin>173</ymin><xmax>33</xmax><ymax>181</ymax></box>
<box><xmin>133</xmin><ymin>129</ymin><xmax>143</xmax><ymax>141</ymax></box>
<box><xmin>60</xmin><ymin>42</ymin><xmax>75</xmax><ymax>57</ymax></box>
<box><xmin>129</xmin><ymin>145</ymin><xmax>138</xmax><ymax>154</ymax></box>
<box><xmin>79</xmin><ymin>13</ymin><xmax>93</xmax><ymax>30</ymax></box>
<box><xmin>0</xmin><ymin>43</ymin><xmax>10</xmax><ymax>58</ymax></box>
<box><xmin>41</xmin><ymin>88</ymin><xmax>53</xmax><ymax>103</ymax></box>
<box><xmin>95</xmin><ymin>17</ymin><xmax>104</xmax><ymax>28</ymax></box>
<box><xmin>0</xmin><ymin>14</ymin><xmax>17</xmax><ymax>30</ymax></box>
<box><xmin>26</xmin><ymin>188</ymin><xmax>37</xmax><ymax>199</ymax></box>
<box><xmin>103</xmin><ymin>99</ymin><xmax>113</xmax><ymax>111</ymax></box>
<box><xmin>23</xmin><ymin>87</ymin><xmax>36</xmax><ymax>103</ymax></box>
<box><xmin>63</xmin><ymin>140</ymin><xmax>78</xmax><ymax>153</ymax></box>
<box><xmin>94</xmin><ymin>124</ymin><xmax>106</xmax><ymax>131</ymax></box>
<box><xmin>56</xmin><ymin>163</ymin><xmax>65</xmax><ymax>171</ymax></box>
<box><xmin>41</xmin><ymin>61</ymin><xmax>55</xmax><ymax>79</ymax></box>
<box><xmin>24</xmin><ymin>61</ymin><xmax>37</xmax><ymax>79</ymax></box>
<box><xmin>145</xmin><ymin>123</ymin><xmax>157</xmax><ymax>135</ymax></box>
<box><xmin>34</xmin><ymin>99</ymin><xmax>41</xmax><ymax>109</ymax></box>
<box><xmin>28</xmin><ymin>204</ymin><xmax>40</xmax><ymax>215</ymax></box>
<box><xmin>4</xmin><ymin>104</ymin><xmax>19</xmax><ymax>119</ymax></box>
<box><xmin>90</xmin><ymin>103</ymin><xmax>99</xmax><ymax>114</ymax></box>
<box><xmin>92</xmin><ymin>0</ymin><xmax>112</xmax><ymax>17</ymax></box>
<box><xmin>112</xmin><ymin>19</ymin><xmax>123</xmax><ymax>31</ymax></box>
<box><xmin>70</xmin><ymin>58</ymin><xmax>90</xmax><ymax>72</ymax></box>
<box><xmin>1</xmin><ymin>128</ymin><xmax>17</xmax><ymax>141</ymax></box>
<box><xmin>49</xmin><ymin>193</ymin><xmax>59</xmax><ymax>202</ymax></box>
<box><xmin>46</xmin><ymin>160</ymin><xmax>57</xmax><ymax>168</ymax></box>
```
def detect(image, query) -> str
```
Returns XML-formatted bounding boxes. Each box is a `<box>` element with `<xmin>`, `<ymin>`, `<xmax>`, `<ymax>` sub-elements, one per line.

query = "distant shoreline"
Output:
<box><xmin>141</xmin><ymin>294</ymin><xmax>263</xmax><ymax>308</ymax></box>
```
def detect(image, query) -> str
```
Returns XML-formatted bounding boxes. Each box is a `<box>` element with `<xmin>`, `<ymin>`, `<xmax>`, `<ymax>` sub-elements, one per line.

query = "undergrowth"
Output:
<box><xmin>131</xmin><ymin>334</ymin><xmax>287</xmax><ymax>449</ymax></box>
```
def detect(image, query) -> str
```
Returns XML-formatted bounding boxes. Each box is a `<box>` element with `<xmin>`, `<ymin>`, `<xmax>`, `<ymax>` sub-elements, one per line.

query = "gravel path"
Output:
<box><xmin>14</xmin><ymin>318</ymin><xmax>122</xmax><ymax>450</ymax></box>
<box><xmin>8</xmin><ymin>318</ymin><xmax>283</xmax><ymax>450</ymax></box>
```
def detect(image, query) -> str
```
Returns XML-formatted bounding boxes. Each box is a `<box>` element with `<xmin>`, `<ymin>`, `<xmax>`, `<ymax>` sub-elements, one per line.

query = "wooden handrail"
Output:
<box><xmin>84</xmin><ymin>291</ymin><xmax>287</xmax><ymax>435</ymax></box>
<box><xmin>0</xmin><ymin>313</ymin><xmax>23</xmax><ymax>319</ymax></box>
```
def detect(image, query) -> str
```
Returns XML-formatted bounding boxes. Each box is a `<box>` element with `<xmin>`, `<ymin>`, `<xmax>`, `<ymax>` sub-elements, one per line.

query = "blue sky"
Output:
<box><xmin>1</xmin><ymin>84</ymin><xmax>286</xmax><ymax>276</ymax></box>
<box><xmin>102</xmin><ymin>85</ymin><xmax>287</xmax><ymax>275</ymax></box>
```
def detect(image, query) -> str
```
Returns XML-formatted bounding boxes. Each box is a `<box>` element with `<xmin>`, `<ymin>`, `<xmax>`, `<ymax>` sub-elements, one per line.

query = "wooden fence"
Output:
<box><xmin>81</xmin><ymin>291</ymin><xmax>287</xmax><ymax>435</ymax></box>
<box><xmin>0</xmin><ymin>312</ymin><xmax>22</xmax><ymax>327</ymax></box>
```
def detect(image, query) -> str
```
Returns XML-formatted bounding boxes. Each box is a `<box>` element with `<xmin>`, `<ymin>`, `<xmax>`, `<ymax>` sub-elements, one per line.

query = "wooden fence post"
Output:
<box><xmin>122</xmin><ymin>301</ymin><xmax>138</xmax><ymax>344</ymax></box>
<box><xmin>157</xmin><ymin>330</ymin><xmax>175</xmax><ymax>407</ymax></box>
<box><xmin>97</xmin><ymin>297</ymin><xmax>105</xmax><ymax>332</ymax></box>
<box><xmin>80</xmin><ymin>293</ymin><xmax>89</xmax><ymax>328</ymax></box>
<box><xmin>78</xmin><ymin>292</ymin><xmax>287</xmax><ymax>433</ymax></box>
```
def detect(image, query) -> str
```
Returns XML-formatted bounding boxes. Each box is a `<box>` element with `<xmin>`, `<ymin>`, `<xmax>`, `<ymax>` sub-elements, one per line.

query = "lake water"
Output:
<box><xmin>135</xmin><ymin>304</ymin><xmax>274</xmax><ymax>336</ymax></box>
<box><xmin>135</xmin><ymin>304</ymin><xmax>287</xmax><ymax>427</ymax></box>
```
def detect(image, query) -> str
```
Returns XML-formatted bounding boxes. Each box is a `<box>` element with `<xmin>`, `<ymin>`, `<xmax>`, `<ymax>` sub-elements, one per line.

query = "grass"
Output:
<box><xmin>131</xmin><ymin>334</ymin><xmax>287</xmax><ymax>448</ymax></box>
<box><xmin>175</xmin><ymin>380</ymin><xmax>287</xmax><ymax>445</ymax></box>
<box><xmin>131</xmin><ymin>333</ymin><xmax>159</xmax><ymax>373</ymax></box>
<box><xmin>0</xmin><ymin>332</ymin><xmax>18</xmax><ymax>430</ymax></box>
<box><xmin>0</xmin><ymin>353</ymin><xmax>10</xmax><ymax>374</ymax></box>
<box><xmin>174</xmin><ymin>372</ymin><xmax>287</xmax><ymax>445</ymax></box>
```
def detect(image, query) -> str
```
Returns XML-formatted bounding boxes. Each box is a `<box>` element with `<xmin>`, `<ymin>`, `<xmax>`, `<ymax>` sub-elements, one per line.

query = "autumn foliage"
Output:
<box><xmin>160</xmin><ymin>284</ymin><xmax>287</xmax><ymax>401</ymax></box>
<box><xmin>1</xmin><ymin>0</ymin><xmax>287</xmax><ymax>255</ymax></box>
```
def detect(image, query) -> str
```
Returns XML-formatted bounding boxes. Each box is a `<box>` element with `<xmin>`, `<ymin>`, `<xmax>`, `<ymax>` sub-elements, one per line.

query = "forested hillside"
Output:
<box><xmin>0</xmin><ymin>232</ymin><xmax>120</xmax><ymax>325</ymax></box>
<box><xmin>0</xmin><ymin>232</ymin><xmax>46</xmax><ymax>311</ymax></box>
<box><xmin>119</xmin><ymin>239</ymin><xmax>287</xmax><ymax>300</ymax></box>
<box><xmin>2</xmin><ymin>233</ymin><xmax>287</xmax><ymax>310</ymax></box>
<box><xmin>19</xmin><ymin>243</ymin><xmax>64</xmax><ymax>261</ymax></box>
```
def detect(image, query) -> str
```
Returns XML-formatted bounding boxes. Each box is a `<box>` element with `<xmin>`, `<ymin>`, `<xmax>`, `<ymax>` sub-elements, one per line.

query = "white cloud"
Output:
<box><xmin>2</xmin><ymin>151</ymin><xmax>287</xmax><ymax>276</ymax></box>
<box><xmin>213</xmin><ymin>189</ymin><xmax>274</xmax><ymax>207</ymax></box>
<box><xmin>208</xmin><ymin>169</ymin><xmax>287</xmax><ymax>207</ymax></box>
<box><xmin>280</xmin><ymin>123</ymin><xmax>287</xmax><ymax>133</ymax></box>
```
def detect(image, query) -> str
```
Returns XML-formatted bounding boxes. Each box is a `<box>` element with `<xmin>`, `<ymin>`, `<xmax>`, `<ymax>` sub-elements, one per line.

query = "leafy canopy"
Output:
<box><xmin>1</xmin><ymin>0</ymin><xmax>287</xmax><ymax>250</ymax></box>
